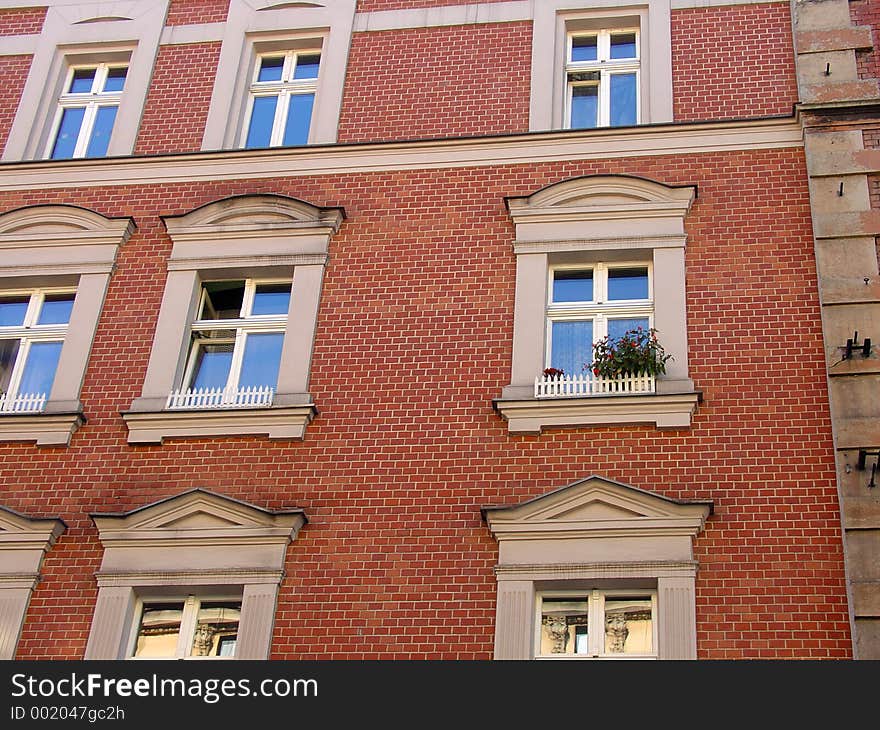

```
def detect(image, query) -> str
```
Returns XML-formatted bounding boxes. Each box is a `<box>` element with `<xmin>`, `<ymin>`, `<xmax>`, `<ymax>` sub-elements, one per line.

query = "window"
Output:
<box><xmin>538</xmin><ymin>590</ymin><xmax>657</xmax><ymax>659</ymax></box>
<box><xmin>243</xmin><ymin>51</ymin><xmax>320</xmax><ymax>148</ymax></box>
<box><xmin>566</xmin><ymin>30</ymin><xmax>639</xmax><ymax>128</ymax></box>
<box><xmin>47</xmin><ymin>63</ymin><xmax>127</xmax><ymax>159</ymax></box>
<box><xmin>130</xmin><ymin>596</ymin><xmax>242</xmax><ymax>660</ymax></box>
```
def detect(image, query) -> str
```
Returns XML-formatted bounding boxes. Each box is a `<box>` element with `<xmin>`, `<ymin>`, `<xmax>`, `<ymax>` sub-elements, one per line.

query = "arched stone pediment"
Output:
<box><xmin>510</xmin><ymin>175</ymin><xmax>696</xmax><ymax>212</ymax></box>
<box><xmin>0</xmin><ymin>205</ymin><xmax>135</xmax><ymax>247</ymax></box>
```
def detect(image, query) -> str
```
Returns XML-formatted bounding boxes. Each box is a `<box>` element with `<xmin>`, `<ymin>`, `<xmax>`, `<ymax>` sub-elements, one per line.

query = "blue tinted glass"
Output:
<box><xmin>0</xmin><ymin>297</ymin><xmax>29</xmax><ymax>326</ymax></box>
<box><xmin>282</xmin><ymin>93</ymin><xmax>314</xmax><ymax>146</ymax></box>
<box><xmin>252</xmin><ymin>284</ymin><xmax>290</xmax><ymax>316</ymax></box>
<box><xmin>245</xmin><ymin>96</ymin><xmax>277</xmax><ymax>148</ymax></box>
<box><xmin>37</xmin><ymin>294</ymin><xmax>75</xmax><ymax>325</ymax></box>
<box><xmin>571</xmin><ymin>86</ymin><xmax>597</xmax><ymax>129</ymax></box>
<box><xmin>571</xmin><ymin>36</ymin><xmax>598</xmax><ymax>62</ymax></box>
<box><xmin>610</xmin><ymin>33</ymin><xmax>637</xmax><ymax>59</ymax></box>
<box><xmin>608</xmin><ymin>318</ymin><xmax>650</xmax><ymax>341</ymax></box>
<box><xmin>18</xmin><ymin>341</ymin><xmax>62</xmax><ymax>397</ymax></box>
<box><xmin>257</xmin><ymin>57</ymin><xmax>284</xmax><ymax>82</ymax></box>
<box><xmin>609</xmin><ymin>73</ymin><xmax>637</xmax><ymax>127</ymax></box>
<box><xmin>0</xmin><ymin>340</ymin><xmax>19</xmax><ymax>392</ymax></box>
<box><xmin>239</xmin><ymin>333</ymin><xmax>283</xmax><ymax>389</ymax></box>
<box><xmin>103</xmin><ymin>67</ymin><xmax>127</xmax><ymax>92</ymax></box>
<box><xmin>553</xmin><ymin>271</ymin><xmax>593</xmax><ymax>302</ymax></box>
<box><xmin>550</xmin><ymin>320</ymin><xmax>593</xmax><ymax>375</ymax></box>
<box><xmin>293</xmin><ymin>54</ymin><xmax>320</xmax><ymax>79</ymax></box>
<box><xmin>608</xmin><ymin>267</ymin><xmax>648</xmax><ymax>299</ymax></box>
<box><xmin>51</xmin><ymin>107</ymin><xmax>85</xmax><ymax>159</ymax></box>
<box><xmin>85</xmin><ymin>106</ymin><xmax>117</xmax><ymax>158</ymax></box>
<box><xmin>69</xmin><ymin>68</ymin><xmax>95</xmax><ymax>93</ymax></box>
<box><xmin>191</xmin><ymin>344</ymin><xmax>233</xmax><ymax>390</ymax></box>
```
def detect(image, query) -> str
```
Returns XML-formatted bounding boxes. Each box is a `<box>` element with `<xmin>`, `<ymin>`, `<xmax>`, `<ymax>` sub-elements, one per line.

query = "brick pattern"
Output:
<box><xmin>671</xmin><ymin>4</ymin><xmax>798</xmax><ymax>121</ymax></box>
<box><xmin>0</xmin><ymin>147</ymin><xmax>852</xmax><ymax>659</ymax></box>
<box><xmin>865</xmin><ymin>127</ymin><xmax>880</xmax><ymax>149</ymax></box>
<box><xmin>0</xmin><ymin>6</ymin><xmax>45</xmax><ymax>36</ymax></box>
<box><xmin>357</xmin><ymin>0</ymin><xmax>509</xmax><ymax>12</ymax></box>
<box><xmin>337</xmin><ymin>22</ymin><xmax>531</xmax><ymax>143</ymax></box>
<box><xmin>166</xmin><ymin>0</ymin><xmax>229</xmax><ymax>26</ymax></box>
<box><xmin>850</xmin><ymin>0</ymin><xmax>880</xmax><ymax>81</ymax></box>
<box><xmin>870</xmin><ymin>174</ymin><xmax>880</xmax><ymax>209</ymax></box>
<box><xmin>134</xmin><ymin>43</ymin><xmax>221</xmax><ymax>155</ymax></box>
<box><xmin>0</xmin><ymin>55</ymin><xmax>32</xmax><ymax>157</ymax></box>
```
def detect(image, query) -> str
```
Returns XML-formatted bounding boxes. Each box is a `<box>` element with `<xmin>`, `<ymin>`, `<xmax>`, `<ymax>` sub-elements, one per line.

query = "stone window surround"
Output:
<box><xmin>529</xmin><ymin>0</ymin><xmax>673</xmax><ymax>132</ymax></box>
<box><xmin>122</xmin><ymin>193</ymin><xmax>344</xmax><ymax>444</ymax></box>
<box><xmin>0</xmin><ymin>505</ymin><xmax>66</xmax><ymax>660</ymax></box>
<box><xmin>84</xmin><ymin>488</ymin><xmax>306</xmax><ymax>660</ymax></box>
<box><xmin>0</xmin><ymin>204</ymin><xmax>134</xmax><ymax>446</ymax></box>
<box><xmin>494</xmin><ymin>174</ymin><xmax>700</xmax><ymax>434</ymax></box>
<box><xmin>482</xmin><ymin>475</ymin><xmax>712</xmax><ymax>660</ymax></box>
<box><xmin>1</xmin><ymin>0</ymin><xmax>168</xmax><ymax>162</ymax></box>
<box><xmin>200</xmin><ymin>0</ymin><xmax>357</xmax><ymax>151</ymax></box>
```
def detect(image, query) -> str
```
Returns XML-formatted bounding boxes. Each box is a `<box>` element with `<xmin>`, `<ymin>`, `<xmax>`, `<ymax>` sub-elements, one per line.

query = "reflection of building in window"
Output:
<box><xmin>566</xmin><ymin>31</ymin><xmax>638</xmax><ymax>128</ymax></box>
<box><xmin>132</xmin><ymin>596</ymin><xmax>241</xmax><ymax>659</ymax></box>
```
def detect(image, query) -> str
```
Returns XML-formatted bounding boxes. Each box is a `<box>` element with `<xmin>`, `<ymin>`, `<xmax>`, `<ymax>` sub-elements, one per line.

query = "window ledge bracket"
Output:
<box><xmin>0</xmin><ymin>410</ymin><xmax>85</xmax><ymax>446</ymax></box>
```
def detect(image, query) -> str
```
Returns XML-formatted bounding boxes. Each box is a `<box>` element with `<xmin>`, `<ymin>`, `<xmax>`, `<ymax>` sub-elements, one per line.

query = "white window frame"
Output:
<box><xmin>127</xmin><ymin>593</ymin><xmax>242</xmax><ymax>661</ymax></box>
<box><xmin>0</xmin><ymin>287</ymin><xmax>76</xmax><ymax>411</ymax></box>
<box><xmin>44</xmin><ymin>63</ymin><xmax>127</xmax><ymax>159</ymax></box>
<box><xmin>565</xmin><ymin>29</ymin><xmax>640</xmax><ymax>129</ymax></box>
<box><xmin>545</xmin><ymin>262</ymin><xmax>653</xmax><ymax>371</ymax></box>
<box><xmin>240</xmin><ymin>50</ymin><xmax>321</xmax><ymax>148</ymax></box>
<box><xmin>535</xmin><ymin>589</ymin><xmax>658</xmax><ymax>660</ymax></box>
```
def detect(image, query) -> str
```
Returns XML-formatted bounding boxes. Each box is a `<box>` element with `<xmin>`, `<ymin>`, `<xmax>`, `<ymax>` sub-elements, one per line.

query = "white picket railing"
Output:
<box><xmin>535</xmin><ymin>372</ymin><xmax>655</xmax><ymax>398</ymax></box>
<box><xmin>0</xmin><ymin>391</ymin><xmax>47</xmax><ymax>413</ymax></box>
<box><xmin>165</xmin><ymin>386</ymin><xmax>275</xmax><ymax>410</ymax></box>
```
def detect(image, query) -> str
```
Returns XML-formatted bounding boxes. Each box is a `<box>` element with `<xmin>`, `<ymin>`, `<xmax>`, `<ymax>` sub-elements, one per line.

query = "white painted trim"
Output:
<box><xmin>353</xmin><ymin>1</ymin><xmax>530</xmax><ymax>31</ymax></box>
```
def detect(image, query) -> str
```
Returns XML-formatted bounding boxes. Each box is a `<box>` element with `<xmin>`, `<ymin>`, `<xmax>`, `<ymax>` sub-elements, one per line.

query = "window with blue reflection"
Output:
<box><xmin>553</xmin><ymin>271</ymin><xmax>593</xmax><ymax>303</ymax></box>
<box><xmin>103</xmin><ymin>67</ymin><xmax>127</xmax><ymax>92</ymax></box>
<box><xmin>551</xmin><ymin>320</ymin><xmax>593</xmax><ymax>375</ymax></box>
<box><xmin>69</xmin><ymin>69</ymin><xmax>95</xmax><ymax>93</ymax></box>
<box><xmin>239</xmin><ymin>333</ymin><xmax>283</xmax><ymax>389</ymax></box>
<box><xmin>571</xmin><ymin>36</ymin><xmax>598</xmax><ymax>62</ymax></box>
<box><xmin>608</xmin><ymin>318</ymin><xmax>650</xmax><ymax>342</ymax></box>
<box><xmin>0</xmin><ymin>297</ymin><xmax>29</xmax><ymax>327</ymax></box>
<box><xmin>191</xmin><ymin>343</ymin><xmax>234</xmax><ymax>390</ymax></box>
<box><xmin>252</xmin><ymin>284</ymin><xmax>291</xmax><ymax>316</ymax></box>
<box><xmin>610</xmin><ymin>33</ymin><xmax>637</xmax><ymax>59</ymax></box>
<box><xmin>245</xmin><ymin>96</ymin><xmax>278</xmax><ymax>148</ymax></box>
<box><xmin>85</xmin><ymin>106</ymin><xmax>117</xmax><ymax>158</ymax></box>
<box><xmin>17</xmin><ymin>341</ymin><xmax>63</xmax><ymax>397</ymax></box>
<box><xmin>257</xmin><ymin>57</ymin><xmax>284</xmax><ymax>82</ymax></box>
<box><xmin>283</xmin><ymin>93</ymin><xmax>314</xmax><ymax>146</ymax></box>
<box><xmin>608</xmin><ymin>267</ymin><xmax>648</xmax><ymax>299</ymax></box>
<box><xmin>293</xmin><ymin>55</ymin><xmax>320</xmax><ymax>79</ymax></box>
<box><xmin>0</xmin><ymin>340</ymin><xmax>18</xmax><ymax>392</ymax></box>
<box><xmin>37</xmin><ymin>294</ymin><xmax>75</xmax><ymax>325</ymax></box>
<box><xmin>609</xmin><ymin>73</ymin><xmax>637</xmax><ymax>127</ymax></box>
<box><xmin>571</xmin><ymin>86</ymin><xmax>598</xmax><ymax>129</ymax></box>
<box><xmin>51</xmin><ymin>108</ymin><xmax>85</xmax><ymax>159</ymax></box>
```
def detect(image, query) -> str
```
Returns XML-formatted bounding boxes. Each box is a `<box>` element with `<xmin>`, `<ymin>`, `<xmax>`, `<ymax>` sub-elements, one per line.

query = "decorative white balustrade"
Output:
<box><xmin>535</xmin><ymin>372</ymin><xmax>655</xmax><ymax>398</ymax></box>
<box><xmin>0</xmin><ymin>392</ymin><xmax>47</xmax><ymax>413</ymax></box>
<box><xmin>165</xmin><ymin>386</ymin><xmax>275</xmax><ymax>410</ymax></box>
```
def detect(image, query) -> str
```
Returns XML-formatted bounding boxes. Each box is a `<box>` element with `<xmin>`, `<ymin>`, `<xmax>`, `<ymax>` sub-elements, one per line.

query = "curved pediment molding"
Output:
<box><xmin>256</xmin><ymin>1</ymin><xmax>325</xmax><ymax>10</ymax></box>
<box><xmin>509</xmin><ymin>175</ymin><xmax>696</xmax><ymax>211</ymax></box>
<box><xmin>74</xmin><ymin>15</ymin><xmax>133</xmax><ymax>24</ymax></box>
<box><xmin>0</xmin><ymin>205</ymin><xmax>135</xmax><ymax>249</ymax></box>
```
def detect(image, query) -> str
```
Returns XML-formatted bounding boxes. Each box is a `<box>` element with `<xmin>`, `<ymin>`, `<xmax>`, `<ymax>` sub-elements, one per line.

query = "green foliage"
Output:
<box><xmin>589</xmin><ymin>327</ymin><xmax>672</xmax><ymax>378</ymax></box>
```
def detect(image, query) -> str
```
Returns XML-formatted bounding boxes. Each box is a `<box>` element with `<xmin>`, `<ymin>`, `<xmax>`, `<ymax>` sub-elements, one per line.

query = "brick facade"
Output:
<box><xmin>851</xmin><ymin>0</ymin><xmax>880</xmax><ymax>81</ymax></box>
<box><xmin>0</xmin><ymin>6</ymin><xmax>45</xmax><ymax>36</ymax></box>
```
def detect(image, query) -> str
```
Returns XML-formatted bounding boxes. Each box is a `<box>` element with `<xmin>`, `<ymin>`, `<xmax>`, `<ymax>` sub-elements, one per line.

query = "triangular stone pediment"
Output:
<box><xmin>0</xmin><ymin>505</ymin><xmax>66</xmax><ymax>544</ymax></box>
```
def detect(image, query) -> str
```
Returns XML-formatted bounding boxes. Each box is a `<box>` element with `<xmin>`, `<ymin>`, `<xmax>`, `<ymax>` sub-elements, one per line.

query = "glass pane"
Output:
<box><xmin>604</xmin><ymin>597</ymin><xmax>653</xmax><ymax>654</ymax></box>
<box><xmin>251</xmin><ymin>283</ymin><xmax>291</xmax><ymax>316</ymax></box>
<box><xmin>570</xmin><ymin>86</ymin><xmax>598</xmax><ymax>129</ymax></box>
<box><xmin>190</xmin><ymin>601</ymin><xmax>241</xmax><ymax>657</ymax></box>
<box><xmin>190</xmin><ymin>342</ymin><xmax>234</xmax><ymax>390</ymax></box>
<box><xmin>0</xmin><ymin>339</ymin><xmax>20</xmax><ymax>393</ymax></box>
<box><xmin>37</xmin><ymin>293</ymin><xmax>75</xmax><ymax>325</ymax></box>
<box><xmin>571</xmin><ymin>36</ymin><xmax>598</xmax><ymax>62</ymax></box>
<box><xmin>552</xmin><ymin>270</ymin><xmax>593</xmax><ymax>302</ymax></box>
<box><xmin>102</xmin><ymin>67</ymin><xmax>127</xmax><ymax>92</ymax></box>
<box><xmin>282</xmin><ymin>93</ymin><xmax>314</xmax><ymax>146</ymax></box>
<box><xmin>17</xmin><ymin>341</ymin><xmax>62</xmax><ymax>398</ymax></box>
<box><xmin>550</xmin><ymin>320</ymin><xmax>592</xmax><ymax>375</ymax></box>
<box><xmin>257</xmin><ymin>56</ymin><xmax>284</xmax><ymax>82</ymax></box>
<box><xmin>238</xmin><ymin>332</ymin><xmax>283</xmax><ymax>389</ymax></box>
<box><xmin>85</xmin><ymin>106</ymin><xmax>118</xmax><ymax>158</ymax></box>
<box><xmin>541</xmin><ymin>598</ymin><xmax>589</xmax><ymax>655</ymax></box>
<box><xmin>609</xmin><ymin>73</ymin><xmax>637</xmax><ymax>127</ymax></box>
<box><xmin>0</xmin><ymin>296</ymin><xmax>29</xmax><ymax>327</ymax></box>
<box><xmin>607</xmin><ymin>318</ymin><xmax>650</xmax><ymax>343</ymax></box>
<box><xmin>134</xmin><ymin>602</ymin><xmax>185</xmax><ymax>658</ymax></box>
<box><xmin>200</xmin><ymin>281</ymin><xmax>245</xmax><ymax>320</ymax></box>
<box><xmin>608</xmin><ymin>267</ymin><xmax>648</xmax><ymax>299</ymax></box>
<box><xmin>68</xmin><ymin>68</ymin><xmax>95</xmax><ymax>93</ymax></box>
<box><xmin>293</xmin><ymin>54</ymin><xmax>321</xmax><ymax>79</ymax></box>
<box><xmin>50</xmin><ymin>107</ymin><xmax>85</xmax><ymax>159</ymax></box>
<box><xmin>610</xmin><ymin>33</ymin><xmax>637</xmax><ymax>59</ymax></box>
<box><xmin>245</xmin><ymin>96</ymin><xmax>278</xmax><ymax>148</ymax></box>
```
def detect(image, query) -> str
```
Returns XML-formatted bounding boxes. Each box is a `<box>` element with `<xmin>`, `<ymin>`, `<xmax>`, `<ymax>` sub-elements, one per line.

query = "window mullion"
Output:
<box><xmin>271</xmin><ymin>93</ymin><xmax>290</xmax><ymax>147</ymax></box>
<box><xmin>73</xmin><ymin>103</ymin><xmax>98</xmax><ymax>157</ymax></box>
<box><xmin>590</xmin><ymin>590</ymin><xmax>603</xmax><ymax>657</ymax></box>
<box><xmin>176</xmin><ymin>596</ymin><xmax>199</xmax><ymax>659</ymax></box>
<box><xmin>227</xmin><ymin>329</ymin><xmax>248</xmax><ymax>393</ymax></box>
<box><xmin>5</xmin><ymin>338</ymin><xmax>31</xmax><ymax>400</ymax></box>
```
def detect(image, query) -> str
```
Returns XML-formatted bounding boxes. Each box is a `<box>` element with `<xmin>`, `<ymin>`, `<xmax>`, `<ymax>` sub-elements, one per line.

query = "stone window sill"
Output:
<box><xmin>0</xmin><ymin>411</ymin><xmax>85</xmax><ymax>446</ymax></box>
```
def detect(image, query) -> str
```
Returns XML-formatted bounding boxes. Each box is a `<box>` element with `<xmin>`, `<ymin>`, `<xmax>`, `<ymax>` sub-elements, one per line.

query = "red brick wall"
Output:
<box><xmin>134</xmin><ymin>43</ymin><xmax>221</xmax><ymax>155</ymax></box>
<box><xmin>851</xmin><ymin>0</ymin><xmax>880</xmax><ymax>81</ymax></box>
<box><xmin>0</xmin><ymin>6</ymin><xmax>45</xmax><ymax>35</ymax></box>
<box><xmin>337</xmin><ymin>22</ymin><xmax>531</xmax><ymax>143</ymax></box>
<box><xmin>166</xmin><ymin>0</ymin><xmax>229</xmax><ymax>26</ymax></box>
<box><xmin>0</xmin><ymin>55</ymin><xmax>32</xmax><ymax>156</ymax></box>
<box><xmin>672</xmin><ymin>3</ymin><xmax>798</xmax><ymax>121</ymax></box>
<box><xmin>0</xmin><ymin>146</ymin><xmax>852</xmax><ymax>659</ymax></box>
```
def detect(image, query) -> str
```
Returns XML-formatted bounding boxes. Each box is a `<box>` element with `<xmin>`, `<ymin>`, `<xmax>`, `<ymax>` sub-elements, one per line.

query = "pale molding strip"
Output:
<box><xmin>495</xmin><ymin>561</ymin><xmax>699</xmax><ymax>580</ymax></box>
<box><xmin>0</xmin><ymin>34</ymin><xmax>38</xmax><ymax>56</ymax></box>
<box><xmin>159</xmin><ymin>22</ymin><xmax>224</xmax><ymax>45</ymax></box>
<box><xmin>167</xmin><ymin>253</ymin><xmax>328</xmax><ymax>271</ymax></box>
<box><xmin>95</xmin><ymin>569</ymin><xmax>285</xmax><ymax>587</ymax></box>
<box><xmin>353</xmin><ymin>1</ymin><xmax>530</xmax><ymax>32</ymax></box>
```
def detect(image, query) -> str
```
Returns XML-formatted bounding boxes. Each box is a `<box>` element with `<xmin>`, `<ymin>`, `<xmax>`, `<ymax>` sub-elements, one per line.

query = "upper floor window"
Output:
<box><xmin>566</xmin><ymin>30</ymin><xmax>639</xmax><ymax>129</ymax></box>
<box><xmin>243</xmin><ymin>51</ymin><xmax>321</xmax><ymax>148</ymax></box>
<box><xmin>131</xmin><ymin>595</ymin><xmax>241</xmax><ymax>659</ymax></box>
<box><xmin>0</xmin><ymin>288</ymin><xmax>75</xmax><ymax>413</ymax></box>
<box><xmin>48</xmin><ymin>63</ymin><xmax>127</xmax><ymax>159</ymax></box>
